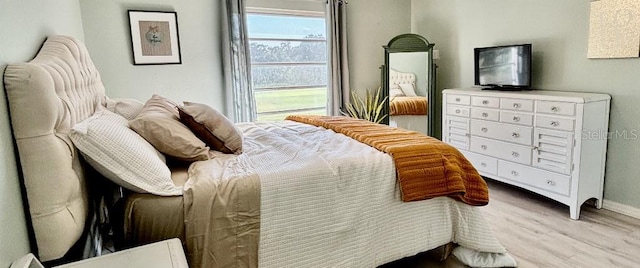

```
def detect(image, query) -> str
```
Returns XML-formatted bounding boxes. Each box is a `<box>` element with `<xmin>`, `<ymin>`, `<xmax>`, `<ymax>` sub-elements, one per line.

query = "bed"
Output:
<box><xmin>3</xmin><ymin>36</ymin><xmax>515</xmax><ymax>267</ymax></box>
<box><xmin>387</xmin><ymin>69</ymin><xmax>428</xmax><ymax>134</ymax></box>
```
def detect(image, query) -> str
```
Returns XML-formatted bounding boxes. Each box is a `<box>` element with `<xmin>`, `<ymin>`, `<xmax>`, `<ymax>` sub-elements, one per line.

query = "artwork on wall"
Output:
<box><xmin>588</xmin><ymin>0</ymin><xmax>640</xmax><ymax>58</ymax></box>
<box><xmin>128</xmin><ymin>10</ymin><xmax>182</xmax><ymax>65</ymax></box>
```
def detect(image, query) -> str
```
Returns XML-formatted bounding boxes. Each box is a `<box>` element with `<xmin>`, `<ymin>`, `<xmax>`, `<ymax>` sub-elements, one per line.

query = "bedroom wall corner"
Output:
<box><xmin>0</xmin><ymin>0</ymin><xmax>85</xmax><ymax>265</ymax></box>
<box><xmin>79</xmin><ymin>0</ymin><xmax>225</xmax><ymax>113</ymax></box>
<box><xmin>411</xmin><ymin>0</ymin><xmax>640</xmax><ymax>211</ymax></box>
<box><xmin>346</xmin><ymin>0</ymin><xmax>412</xmax><ymax>96</ymax></box>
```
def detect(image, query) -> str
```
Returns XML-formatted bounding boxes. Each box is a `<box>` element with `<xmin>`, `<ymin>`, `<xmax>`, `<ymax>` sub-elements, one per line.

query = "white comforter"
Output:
<box><xmin>186</xmin><ymin>120</ymin><xmax>514</xmax><ymax>267</ymax></box>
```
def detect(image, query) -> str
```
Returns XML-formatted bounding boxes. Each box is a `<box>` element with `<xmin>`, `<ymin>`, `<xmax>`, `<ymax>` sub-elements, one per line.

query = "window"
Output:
<box><xmin>246</xmin><ymin>9</ymin><xmax>328</xmax><ymax>121</ymax></box>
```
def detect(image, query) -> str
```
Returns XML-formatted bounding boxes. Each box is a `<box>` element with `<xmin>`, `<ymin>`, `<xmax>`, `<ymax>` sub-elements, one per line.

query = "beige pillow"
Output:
<box><xmin>129</xmin><ymin>94</ymin><xmax>210</xmax><ymax>161</ymax></box>
<box><xmin>178</xmin><ymin>101</ymin><xmax>243</xmax><ymax>154</ymax></box>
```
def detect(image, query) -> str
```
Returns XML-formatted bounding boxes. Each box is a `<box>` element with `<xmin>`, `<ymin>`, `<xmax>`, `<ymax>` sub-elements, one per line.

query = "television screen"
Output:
<box><xmin>474</xmin><ymin>44</ymin><xmax>531</xmax><ymax>89</ymax></box>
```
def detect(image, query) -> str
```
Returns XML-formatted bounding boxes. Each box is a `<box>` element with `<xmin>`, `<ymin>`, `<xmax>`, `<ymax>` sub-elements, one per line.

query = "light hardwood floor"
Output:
<box><xmin>382</xmin><ymin>179</ymin><xmax>640</xmax><ymax>268</ymax></box>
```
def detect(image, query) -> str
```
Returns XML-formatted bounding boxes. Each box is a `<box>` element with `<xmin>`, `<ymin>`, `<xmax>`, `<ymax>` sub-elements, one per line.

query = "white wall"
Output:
<box><xmin>0</xmin><ymin>0</ymin><xmax>85</xmax><ymax>265</ymax></box>
<box><xmin>79</xmin><ymin>0</ymin><xmax>225</xmax><ymax>110</ymax></box>
<box><xmin>412</xmin><ymin>0</ymin><xmax>640</xmax><ymax>209</ymax></box>
<box><xmin>346</xmin><ymin>0</ymin><xmax>412</xmax><ymax>95</ymax></box>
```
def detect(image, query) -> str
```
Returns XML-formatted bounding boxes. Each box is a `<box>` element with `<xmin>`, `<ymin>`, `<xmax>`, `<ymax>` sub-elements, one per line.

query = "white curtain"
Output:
<box><xmin>327</xmin><ymin>0</ymin><xmax>350</xmax><ymax>116</ymax></box>
<box><xmin>222</xmin><ymin>0</ymin><xmax>257</xmax><ymax>122</ymax></box>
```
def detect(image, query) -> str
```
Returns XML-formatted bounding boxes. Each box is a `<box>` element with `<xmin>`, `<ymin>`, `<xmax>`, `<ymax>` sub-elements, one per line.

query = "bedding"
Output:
<box><xmin>179</xmin><ymin>120</ymin><xmax>511</xmax><ymax>268</ymax></box>
<box><xmin>286</xmin><ymin>115</ymin><xmax>488</xmax><ymax>205</ymax></box>
<box><xmin>116</xmin><ymin>167</ymin><xmax>189</xmax><ymax>247</ymax></box>
<box><xmin>390</xmin><ymin>96</ymin><xmax>428</xmax><ymax>116</ymax></box>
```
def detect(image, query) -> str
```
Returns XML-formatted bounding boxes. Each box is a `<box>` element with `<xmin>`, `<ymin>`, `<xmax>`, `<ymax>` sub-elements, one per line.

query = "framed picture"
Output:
<box><xmin>128</xmin><ymin>10</ymin><xmax>182</xmax><ymax>65</ymax></box>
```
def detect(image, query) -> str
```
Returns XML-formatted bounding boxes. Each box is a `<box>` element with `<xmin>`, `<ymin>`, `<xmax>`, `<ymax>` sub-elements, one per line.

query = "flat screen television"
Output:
<box><xmin>474</xmin><ymin>44</ymin><xmax>532</xmax><ymax>90</ymax></box>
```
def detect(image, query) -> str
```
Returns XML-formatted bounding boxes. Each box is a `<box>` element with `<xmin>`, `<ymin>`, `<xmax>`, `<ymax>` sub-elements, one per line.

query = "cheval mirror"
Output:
<box><xmin>381</xmin><ymin>33</ymin><xmax>436</xmax><ymax>137</ymax></box>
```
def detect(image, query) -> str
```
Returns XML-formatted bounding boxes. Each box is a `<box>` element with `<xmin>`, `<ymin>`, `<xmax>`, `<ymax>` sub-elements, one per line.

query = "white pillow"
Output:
<box><xmin>69</xmin><ymin>108</ymin><xmax>182</xmax><ymax>196</ymax></box>
<box><xmin>452</xmin><ymin>246</ymin><xmax>517</xmax><ymax>267</ymax></box>
<box><xmin>105</xmin><ymin>98</ymin><xmax>145</xmax><ymax>120</ymax></box>
<box><xmin>389</xmin><ymin>86</ymin><xmax>405</xmax><ymax>99</ymax></box>
<box><xmin>399</xmin><ymin>83</ymin><xmax>418</xmax><ymax>97</ymax></box>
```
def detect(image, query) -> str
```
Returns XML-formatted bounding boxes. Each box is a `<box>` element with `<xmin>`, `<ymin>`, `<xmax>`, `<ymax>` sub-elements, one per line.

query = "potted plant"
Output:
<box><xmin>342</xmin><ymin>87</ymin><xmax>388</xmax><ymax>123</ymax></box>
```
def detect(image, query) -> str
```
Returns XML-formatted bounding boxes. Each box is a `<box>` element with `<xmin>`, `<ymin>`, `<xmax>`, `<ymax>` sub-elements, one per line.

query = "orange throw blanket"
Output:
<box><xmin>286</xmin><ymin>115</ymin><xmax>489</xmax><ymax>206</ymax></box>
<box><xmin>390</xmin><ymin>96</ymin><xmax>428</xmax><ymax>116</ymax></box>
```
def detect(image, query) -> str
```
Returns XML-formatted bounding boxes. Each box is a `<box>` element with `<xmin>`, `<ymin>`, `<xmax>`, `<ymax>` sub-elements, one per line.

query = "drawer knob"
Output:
<box><xmin>482</xmin><ymin>112</ymin><xmax>488</xmax><ymax>117</ymax></box>
<box><xmin>455</xmin><ymin>98</ymin><xmax>461</xmax><ymax>102</ymax></box>
<box><xmin>512</xmin><ymin>132</ymin><xmax>520</xmax><ymax>138</ymax></box>
<box><xmin>512</xmin><ymin>151</ymin><xmax>520</xmax><ymax>157</ymax></box>
<box><xmin>481</xmin><ymin>127</ymin><xmax>488</xmax><ymax>132</ymax></box>
<box><xmin>480</xmin><ymin>163</ymin><xmax>487</xmax><ymax>167</ymax></box>
<box><xmin>456</xmin><ymin>109</ymin><xmax>461</xmax><ymax>114</ymax></box>
<box><xmin>551</xmin><ymin>106</ymin><xmax>559</xmax><ymax>112</ymax></box>
<box><xmin>481</xmin><ymin>145</ymin><xmax>487</xmax><ymax>150</ymax></box>
<box><xmin>511</xmin><ymin>171</ymin><xmax>519</xmax><ymax>176</ymax></box>
<box><xmin>513</xmin><ymin>116</ymin><xmax>520</xmax><ymax>122</ymax></box>
<box><xmin>546</xmin><ymin>180</ymin><xmax>555</xmax><ymax>186</ymax></box>
<box><xmin>513</xmin><ymin>103</ymin><xmax>521</xmax><ymax>108</ymax></box>
<box><xmin>482</xmin><ymin>100</ymin><xmax>489</xmax><ymax>105</ymax></box>
<box><xmin>550</xmin><ymin>121</ymin><xmax>559</xmax><ymax>127</ymax></box>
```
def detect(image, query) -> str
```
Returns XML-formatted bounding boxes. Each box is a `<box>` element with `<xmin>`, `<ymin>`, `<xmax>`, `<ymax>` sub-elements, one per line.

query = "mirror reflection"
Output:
<box><xmin>388</xmin><ymin>52</ymin><xmax>430</xmax><ymax>134</ymax></box>
<box><xmin>382</xmin><ymin>33</ymin><xmax>435</xmax><ymax>136</ymax></box>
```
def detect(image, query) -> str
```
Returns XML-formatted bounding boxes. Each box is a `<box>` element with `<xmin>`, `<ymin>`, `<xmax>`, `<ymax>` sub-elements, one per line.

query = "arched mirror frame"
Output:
<box><xmin>381</xmin><ymin>34</ymin><xmax>436</xmax><ymax>136</ymax></box>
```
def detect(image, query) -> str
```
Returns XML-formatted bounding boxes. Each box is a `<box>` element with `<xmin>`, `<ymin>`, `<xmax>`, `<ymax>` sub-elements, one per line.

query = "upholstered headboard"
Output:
<box><xmin>3</xmin><ymin>36</ymin><xmax>106</xmax><ymax>261</ymax></box>
<box><xmin>389</xmin><ymin>68</ymin><xmax>416</xmax><ymax>88</ymax></box>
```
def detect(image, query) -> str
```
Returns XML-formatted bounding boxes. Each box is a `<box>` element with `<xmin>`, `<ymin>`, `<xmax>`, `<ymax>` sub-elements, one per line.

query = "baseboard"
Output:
<box><xmin>603</xmin><ymin>199</ymin><xmax>640</xmax><ymax>220</ymax></box>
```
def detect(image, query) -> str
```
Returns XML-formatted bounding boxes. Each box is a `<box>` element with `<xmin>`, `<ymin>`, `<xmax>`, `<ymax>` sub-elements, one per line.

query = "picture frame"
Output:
<box><xmin>128</xmin><ymin>10</ymin><xmax>182</xmax><ymax>65</ymax></box>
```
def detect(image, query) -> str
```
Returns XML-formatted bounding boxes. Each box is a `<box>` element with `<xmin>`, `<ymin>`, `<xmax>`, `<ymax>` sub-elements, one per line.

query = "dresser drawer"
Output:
<box><xmin>536</xmin><ymin>101</ymin><xmax>575</xmax><ymax>116</ymax></box>
<box><xmin>470</xmin><ymin>136</ymin><xmax>532</xmax><ymax>165</ymax></box>
<box><xmin>471</xmin><ymin>108</ymin><xmax>499</xmax><ymax>121</ymax></box>
<box><xmin>501</xmin><ymin>98</ymin><xmax>534</xmax><ymax>112</ymax></box>
<box><xmin>462</xmin><ymin>150</ymin><xmax>497</xmax><ymax>175</ymax></box>
<box><xmin>470</xmin><ymin>120</ymin><xmax>533</xmax><ymax>146</ymax></box>
<box><xmin>471</xmin><ymin>96</ymin><xmax>500</xmax><ymax>108</ymax></box>
<box><xmin>500</xmin><ymin>111</ymin><xmax>533</xmax><ymax>126</ymax></box>
<box><xmin>447</xmin><ymin>105</ymin><xmax>470</xmax><ymax>117</ymax></box>
<box><xmin>446</xmin><ymin>94</ymin><xmax>471</xmax><ymax>105</ymax></box>
<box><xmin>498</xmin><ymin>160</ymin><xmax>571</xmax><ymax>196</ymax></box>
<box><xmin>535</xmin><ymin>115</ymin><xmax>575</xmax><ymax>132</ymax></box>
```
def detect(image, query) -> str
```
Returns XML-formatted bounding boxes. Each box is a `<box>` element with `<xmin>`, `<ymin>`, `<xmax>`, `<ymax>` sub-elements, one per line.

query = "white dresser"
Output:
<box><xmin>442</xmin><ymin>88</ymin><xmax>610</xmax><ymax>220</ymax></box>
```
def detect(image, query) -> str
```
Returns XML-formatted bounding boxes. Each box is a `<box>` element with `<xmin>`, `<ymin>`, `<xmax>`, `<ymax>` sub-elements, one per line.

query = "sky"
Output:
<box><xmin>246</xmin><ymin>14</ymin><xmax>326</xmax><ymax>39</ymax></box>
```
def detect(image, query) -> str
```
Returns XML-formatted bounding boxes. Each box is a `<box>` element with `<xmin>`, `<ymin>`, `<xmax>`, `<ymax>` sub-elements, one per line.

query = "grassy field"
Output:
<box><xmin>255</xmin><ymin>87</ymin><xmax>327</xmax><ymax>121</ymax></box>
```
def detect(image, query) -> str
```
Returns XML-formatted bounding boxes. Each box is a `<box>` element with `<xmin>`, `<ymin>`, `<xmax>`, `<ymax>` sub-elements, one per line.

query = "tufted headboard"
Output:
<box><xmin>3</xmin><ymin>36</ymin><xmax>106</xmax><ymax>261</ymax></box>
<box><xmin>389</xmin><ymin>68</ymin><xmax>416</xmax><ymax>88</ymax></box>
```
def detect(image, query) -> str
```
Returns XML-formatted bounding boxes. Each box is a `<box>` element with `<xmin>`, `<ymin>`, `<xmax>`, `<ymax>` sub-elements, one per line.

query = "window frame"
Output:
<box><xmin>246</xmin><ymin>7</ymin><xmax>329</xmax><ymax>121</ymax></box>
